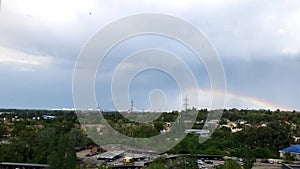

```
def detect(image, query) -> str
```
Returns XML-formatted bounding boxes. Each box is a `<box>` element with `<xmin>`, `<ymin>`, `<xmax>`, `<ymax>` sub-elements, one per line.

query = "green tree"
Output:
<box><xmin>32</xmin><ymin>127</ymin><xmax>57</xmax><ymax>163</ymax></box>
<box><xmin>146</xmin><ymin>156</ymin><xmax>168</xmax><ymax>169</ymax></box>
<box><xmin>283</xmin><ymin>152</ymin><xmax>296</xmax><ymax>163</ymax></box>
<box><xmin>223</xmin><ymin>159</ymin><xmax>242</xmax><ymax>169</ymax></box>
<box><xmin>11</xmin><ymin>121</ymin><xmax>27</xmax><ymax>136</ymax></box>
<box><xmin>167</xmin><ymin>156</ymin><xmax>198</xmax><ymax>169</ymax></box>
<box><xmin>0</xmin><ymin>122</ymin><xmax>8</xmax><ymax>139</ymax></box>
<box><xmin>147</xmin><ymin>163</ymin><xmax>167</xmax><ymax>169</ymax></box>
<box><xmin>243</xmin><ymin>157</ymin><xmax>255</xmax><ymax>169</ymax></box>
<box><xmin>97</xmin><ymin>165</ymin><xmax>112</xmax><ymax>169</ymax></box>
<box><xmin>70</xmin><ymin>128</ymin><xmax>88</xmax><ymax>147</ymax></box>
<box><xmin>153</xmin><ymin>121</ymin><xmax>164</xmax><ymax>132</ymax></box>
<box><xmin>48</xmin><ymin>133</ymin><xmax>76</xmax><ymax>169</ymax></box>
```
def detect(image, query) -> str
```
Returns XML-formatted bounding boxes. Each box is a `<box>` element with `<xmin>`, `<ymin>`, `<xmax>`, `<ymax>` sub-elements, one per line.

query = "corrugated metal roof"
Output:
<box><xmin>98</xmin><ymin>150</ymin><xmax>124</xmax><ymax>159</ymax></box>
<box><xmin>0</xmin><ymin>162</ymin><xmax>49</xmax><ymax>167</ymax></box>
<box><xmin>185</xmin><ymin>129</ymin><xmax>210</xmax><ymax>134</ymax></box>
<box><xmin>124</xmin><ymin>153</ymin><xmax>146</xmax><ymax>159</ymax></box>
<box><xmin>279</xmin><ymin>144</ymin><xmax>300</xmax><ymax>154</ymax></box>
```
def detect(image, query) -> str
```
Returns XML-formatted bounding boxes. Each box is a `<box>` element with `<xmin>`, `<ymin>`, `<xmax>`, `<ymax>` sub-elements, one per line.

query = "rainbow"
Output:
<box><xmin>183</xmin><ymin>88</ymin><xmax>290</xmax><ymax>111</ymax></box>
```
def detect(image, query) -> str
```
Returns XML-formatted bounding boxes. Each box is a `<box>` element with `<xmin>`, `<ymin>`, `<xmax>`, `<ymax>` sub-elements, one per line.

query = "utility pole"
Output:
<box><xmin>97</xmin><ymin>104</ymin><xmax>101</xmax><ymax>110</ymax></box>
<box><xmin>130</xmin><ymin>99</ymin><xmax>134</xmax><ymax>113</ymax></box>
<box><xmin>183</xmin><ymin>95</ymin><xmax>189</xmax><ymax>111</ymax></box>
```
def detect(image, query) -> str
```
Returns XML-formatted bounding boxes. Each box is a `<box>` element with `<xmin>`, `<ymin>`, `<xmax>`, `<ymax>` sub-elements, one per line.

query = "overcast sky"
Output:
<box><xmin>0</xmin><ymin>0</ymin><xmax>299</xmax><ymax>111</ymax></box>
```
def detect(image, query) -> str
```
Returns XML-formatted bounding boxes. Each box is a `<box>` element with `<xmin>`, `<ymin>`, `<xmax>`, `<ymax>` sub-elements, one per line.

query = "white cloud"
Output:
<box><xmin>278</xmin><ymin>28</ymin><xmax>286</xmax><ymax>34</ymax></box>
<box><xmin>0</xmin><ymin>46</ymin><xmax>52</xmax><ymax>71</ymax></box>
<box><xmin>5</xmin><ymin>0</ymin><xmax>95</xmax><ymax>23</ymax></box>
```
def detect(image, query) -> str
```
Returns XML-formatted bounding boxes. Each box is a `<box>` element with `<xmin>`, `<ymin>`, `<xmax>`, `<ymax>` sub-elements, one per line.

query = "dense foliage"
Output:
<box><xmin>222</xmin><ymin>159</ymin><xmax>242</xmax><ymax>169</ymax></box>
<box><xmin>0</xmin><ymin>110</ymin><xmax>88</xmax><ymax>169</ymax></box>
<box><xmin>146</xmin><ymin>156</ymin><xmax>198</xmax><ymax>169</ymax></box>
<box><xmin>166</xmin><ymin>109</ymin><xmax>297</xmax><ymax>159</ymax></box>
<box><xmin>0</xmin><ymin>108</ymin><xmax>299</xmax><ymax>168</ymax></box>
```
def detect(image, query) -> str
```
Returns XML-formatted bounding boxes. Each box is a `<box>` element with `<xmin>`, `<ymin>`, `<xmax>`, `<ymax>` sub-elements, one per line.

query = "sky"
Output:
<box><xmin>0</xmin><ymin>0</ymin><xmax>300</xmax><ymax>111</ymax></box>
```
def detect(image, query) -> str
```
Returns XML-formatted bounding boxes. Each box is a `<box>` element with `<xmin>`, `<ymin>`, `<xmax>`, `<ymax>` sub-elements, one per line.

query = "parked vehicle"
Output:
<box><xmin>197</xmin><ymin>159</ymin><xmax>204</xmax><ymax>165</ymax></box>
<box><xmin>261</xmin><ymin>159</ymin><xmax>274</xmax><ymax>164</ymax></box>
<box><xmin>267</xmin><ymin>159</ymin><xmax>274</xmax><ymax>164</ymax></box>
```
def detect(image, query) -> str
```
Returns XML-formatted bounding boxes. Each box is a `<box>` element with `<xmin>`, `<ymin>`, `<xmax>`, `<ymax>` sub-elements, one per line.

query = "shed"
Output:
<box><xmin>97</xmin><ymin>150</ymin><xmax>124</xmax><ymax>160</ymax></box>
<box><xmin>279</xmin><ymin>144</ymin><xmax>300</xmax><ymax>160</ymax></box>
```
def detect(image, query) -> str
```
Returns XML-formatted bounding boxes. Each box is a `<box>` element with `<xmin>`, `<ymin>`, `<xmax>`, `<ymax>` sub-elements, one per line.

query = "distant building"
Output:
<box><xmin>160</xmin><ymin>122</ymin><xmax>172</xmax><ymax>133</ymax></box>
<box><xmin>209</xmin><ymin>119</ymin><xmax>219</xmax><ymax>123</ymax></box>
<box><xmin>227</xmin><ymin>122</ymin><xmax>237</xmax><ymax>128</ymax></box>
<box><xmin>245</xmin><ymin>123</ymin><xmax>252</xmax><ymax>127</ymax></box>
<box><xmin>221</xmin><ymin>122</ymin><xmax>242</xmax><ymax>133</ymax></box>
<box><xmin>42</xmin><ymin>115</ymin><xmax>56</xmax><ymax>119</ymax></box>
<box><xmin>160</xmin><ymin>129</ymin><xmax>169</xmax><ymax>133</ymax></box>
<box><xmin>236</xmin><ymin>119</ymin><xmax>247</xmax><ymax>125</ymax></box>
<box><xmin>204</xmin><ymin>122</ymin><xmax>219</xmax><ymax>128</ymax></box>
<box><xmin>293</xmin><ymin>136</ymin><xmax>300</xmax><ymax>143</ymax></box>
<box><xmin>165</xmin><ymin>122</ymin><xmax>172</xmax><ymax>127</ymax></box>
<box><xmin>279</xmin><ymin>144</ymin><xmax>300</xmax><ymax>160</ymax></box>
<box><xmin>259</xmin><ymin>123</ymin><xmax>267</xmax><ymax>128</ymax></box>
<box><xmin>185</xmin><ymin>129</ymin><xmax>210</xmax><ymax>136</ymax></box>
<box><xmin>231</xmin><ymin>127</ymin><xmax>243</xmax><ymax>133</ymax></box>
<box><xmin>184</xmin><ymin>120</ymin><xmax>193</xmax><ymax>123</ymax></box>
<box><xmin>0</xmin><ymin>140</ymin><xmax>10</xmax><ymax>144</ymax></box>
<box><xmin>97</xmin><ymin>150</ymin><xmax>124</xmax><ymax>160</ymax></box>
<box><xmin>221</xmin><ymin>124</ymin><xmax>231</xmax><ymax>128</ymax></box>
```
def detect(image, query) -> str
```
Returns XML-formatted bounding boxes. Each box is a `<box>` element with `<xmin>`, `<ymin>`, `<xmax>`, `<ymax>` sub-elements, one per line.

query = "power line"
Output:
<box><xmin>130</xmin><ymin>99</ymin><xmax>134</xmax><ymax>113</ymax></box>
<box><xmin>183</xmin><ymin>95</ymin><xmax>189</xmax><ymax>111</ymax></box>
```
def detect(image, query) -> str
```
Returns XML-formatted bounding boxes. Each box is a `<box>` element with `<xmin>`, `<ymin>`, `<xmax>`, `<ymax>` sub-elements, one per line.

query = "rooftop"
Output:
<box><xmin>98</xmin><ymin>150</ymin><xmax>124</xmax><ymax>159</ymax></box>
<box><xmin>280</xmin><ymin>144</ymin><xmax>300</xmax><ymax>154</ymax></box>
